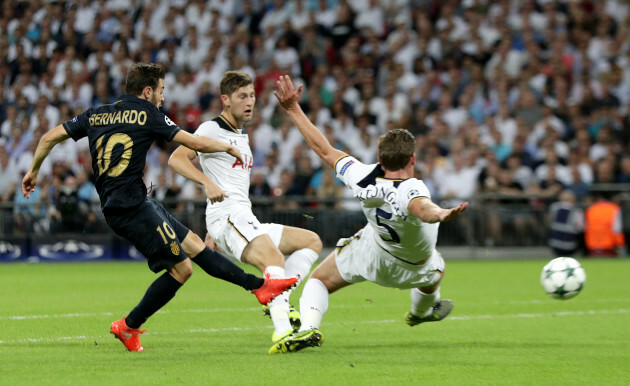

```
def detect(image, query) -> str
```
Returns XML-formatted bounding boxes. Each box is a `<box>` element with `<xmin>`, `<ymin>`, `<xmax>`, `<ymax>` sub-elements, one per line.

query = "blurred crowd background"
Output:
<box><xmin>1</xmin><ymin>0</ymin><xmax>629</xmax><ymax>247</ymax></box>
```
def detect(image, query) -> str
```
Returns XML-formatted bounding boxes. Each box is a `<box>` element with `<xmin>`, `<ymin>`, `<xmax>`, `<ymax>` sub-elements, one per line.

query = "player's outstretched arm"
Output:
<box><xmin>408</xmin><ymin>197</ymin><xmax>469</xmax><ymax>224</ymax></box>
<box><xmin>172</xmin><ymin>130</ymin><xmax>243</xmax><ymax>163</ymax></box>
<box><xmin>22</xmin><ymin>125</ymin><xmax>70</xmax><ymax>199</ymax></box>
<box><xmin>274</xmin><ymin>75</ymin><xmax>347</xmax><ymax>169</ymax></box>
<box><xmin>168</xmin><ymin>145</ymin><xmax>228</xmax><ymax>204</ymax></box>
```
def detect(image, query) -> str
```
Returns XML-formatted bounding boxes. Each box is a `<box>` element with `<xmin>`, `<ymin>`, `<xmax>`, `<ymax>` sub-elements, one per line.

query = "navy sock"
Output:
<box><xmin>193</xmin><ymin>247</ymin><xmax>264</xmax><ymax>291</ymax></box>
<box><xmin>126</xmin><ymin>272</ymin><xmax>182</xmax><ymax>329</ymax></box>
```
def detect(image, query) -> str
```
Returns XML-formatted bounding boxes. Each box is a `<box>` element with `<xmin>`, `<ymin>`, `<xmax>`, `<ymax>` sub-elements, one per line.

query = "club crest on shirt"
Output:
<box><xmin>170</xmin><ymin>241</ymin><xmax>180</xmax><ymax>255</ymax></box>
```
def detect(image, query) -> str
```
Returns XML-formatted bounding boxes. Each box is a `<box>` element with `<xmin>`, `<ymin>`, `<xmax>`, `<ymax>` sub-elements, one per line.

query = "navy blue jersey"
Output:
<box><xmin>63</xmin><ymin>95</ymin><xmax>180</xmax><ymax>210</ymax></box>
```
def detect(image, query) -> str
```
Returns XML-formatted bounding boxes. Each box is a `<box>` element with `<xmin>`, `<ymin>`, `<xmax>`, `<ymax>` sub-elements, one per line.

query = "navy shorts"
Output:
<box><xmin>105</xmin><ymin>198</ymin><xmax>190</xmax><ymax>273</ymax></box>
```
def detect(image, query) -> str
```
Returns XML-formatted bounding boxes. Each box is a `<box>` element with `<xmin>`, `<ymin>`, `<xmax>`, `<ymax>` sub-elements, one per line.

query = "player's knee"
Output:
<box><xmin>182</xmin><ymin>231</ymin><xmax>205</xmax><ymax>258</ymax></box>
<box><xmin>305</xmin><ymin>230</ymin><xmax>323</xmax><ymax>253</ymax></box>
<box><xmin>171</xmin><ymin>259</ymin><xmax>194</xmax><ymax>283</ymax></box>
<box><xmin>178</xmin><ymin>265</ymin><xmax>193</xmax><ymax>283</ymax></box>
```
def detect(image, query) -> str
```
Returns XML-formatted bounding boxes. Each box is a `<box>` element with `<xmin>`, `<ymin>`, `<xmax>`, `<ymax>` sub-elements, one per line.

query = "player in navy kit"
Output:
<box><xmin>21</xmin><ymin>63</ymin><xmax>297</xmax><ymax>352</ymax></box>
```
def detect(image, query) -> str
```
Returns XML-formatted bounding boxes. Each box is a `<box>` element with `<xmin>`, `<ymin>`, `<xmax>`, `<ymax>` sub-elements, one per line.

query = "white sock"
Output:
<box><xmin>298</xmin><ymin>278</ymin><xmax>328</xmax><ymax>332</ymax></box>
<box><xmin>410</xmin><ymin>288</ymin><xmax>440</xmax><ymax>318</ymax></box>
<box><xmin>264</xmin><ymin>266</ymin><xmax>292</xmax><ymax>335</ymax></box>
<box><xmin>284</xmin><ymin>248</ymin><xmax>319</xmax><ymax>284</ymax></box>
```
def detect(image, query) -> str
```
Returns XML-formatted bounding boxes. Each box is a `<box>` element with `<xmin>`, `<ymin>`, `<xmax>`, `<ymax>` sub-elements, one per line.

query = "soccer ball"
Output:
<box><xmin>540</xmin><ymin>257</ymin><xmax>586</xmax><ymax>300</ymax></box>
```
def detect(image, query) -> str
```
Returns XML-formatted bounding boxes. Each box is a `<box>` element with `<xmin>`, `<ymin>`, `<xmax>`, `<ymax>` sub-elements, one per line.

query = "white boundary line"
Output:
<box><xmin>1</xmin><ymin>308</ymin><xmax>628</xmax><ymax>345</ymax></box>
<box><xmin>2</xmin><ymin>297</ymin><xmax>629</xmax><ymax>321</ymax></box>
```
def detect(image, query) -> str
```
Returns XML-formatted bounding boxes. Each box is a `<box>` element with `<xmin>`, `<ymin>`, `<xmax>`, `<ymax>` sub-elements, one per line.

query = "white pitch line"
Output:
<box><xmin>3</xmin><ymin>297</ymin><xmax>630</xmax><ymax>321</ymax></box>
<box><xmin>1</xmin><ymin>312</ymin><xmax>115</xmax><ymax>321</ymax></box>
<box><xmin>0</xmin><ymin>308</ymin><xmax>629</xmax><ymax>345</ymax></box>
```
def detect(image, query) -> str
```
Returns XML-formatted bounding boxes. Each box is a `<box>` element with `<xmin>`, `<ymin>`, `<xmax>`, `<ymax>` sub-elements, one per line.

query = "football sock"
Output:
<box><xmin>284</xmin><ymin>248</ymin><xmax>318</xmax><ymax>284</ymax></box>
<box><xmin>298</xmin><ymin>278</ymin><xmax>329</xmax><ymax>332</ymax></box>
<box><xmin>126</xmin><ymin>272</ymin><xmax>182</xmax><ymax>329</ymax></box>
<box><xmin>410</xmin><ymin>287</ymin><xmax>440</xmax><ymax>318</ymax></box>
<box><xmin>192</xmin><ymin>247</ymin><xmax>264</xmax><ymax>291</ymax></box>
<box><xmin>265</xmin><ymin>266</ymin><xmax>292</xmax><ymax>335</ymax></box>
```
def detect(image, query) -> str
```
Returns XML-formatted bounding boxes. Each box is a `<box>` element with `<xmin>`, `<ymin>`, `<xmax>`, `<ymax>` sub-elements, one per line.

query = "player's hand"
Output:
<box><xmin>204</xmin><ymin>181</ymin><xmax>228</xmax><ymax>204</ymax></box>
<box><xmin>227</xmin><ymin>146</ymin><xmax>243</xmax><ymax>164</ymax></box>
<box><xmin>440</xmin><ymin>202</ymin><xmax>469</xmax><ymax>222</ymax></box>
<box><xmin>274</xmin><ymin>75</ymin><xmax>303</xmax><ymax>110</ymax></box>
<box><xmin>21</xmin><ymin>171</ymin><xmax>38</xmax><ymax>199</ymax></box>
<box><xmin>204</xmin><ymin>233</ymin><xmax>223</xmax><ymax>252</ymax></box>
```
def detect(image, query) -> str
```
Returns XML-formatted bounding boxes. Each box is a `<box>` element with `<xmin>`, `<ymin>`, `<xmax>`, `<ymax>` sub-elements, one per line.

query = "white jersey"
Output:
<box><xmin>334</xmin><ymin>155</ymin><xmax>439</xmax><ymax>264</ymax></box>
<box><xmin>194</xmin><ymin>116</ymin><xmax>254</xmax><ymax>222</ymax></box>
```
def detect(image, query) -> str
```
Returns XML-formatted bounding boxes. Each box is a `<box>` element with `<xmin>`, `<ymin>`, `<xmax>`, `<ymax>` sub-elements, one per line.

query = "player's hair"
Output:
<box><xmin>377</xmin><ymin>129</ymin><xmax>416</xmax><ymax>171</ymax></box>
<box><xmin>220</xmin><ymin>71</ymin><xmax>253</xmax><ymax>96</ymax></box>
<box><xmin>125</xmin><ymin>63</ymin><xmax>165</xmax><ymax>95</ymax></box>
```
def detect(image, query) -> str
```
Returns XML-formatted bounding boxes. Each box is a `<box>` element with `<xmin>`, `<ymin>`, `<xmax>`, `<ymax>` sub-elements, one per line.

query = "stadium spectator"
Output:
<box><xmin>0</xmin><ymin>0</ymin><xmax>629</xmax><ymax>249</ymax></box>
<box><xmin>249</xmin><ymin>168</ymin><xmax>272</xmax><ymax>202</ymax></box>
<box><xmin>584</xmin><ymin>193</ymin><xmax>626</xmax><ymax>257</ymax></box>
<box><xmin>548</xmin><ymin>190</ymin><xmax>585</xmax><ymax>257</ymax></box>
<box><xmin>52</xmin><ymin>175</ymin><xmax>81</xmax><ymax>233</ymax></box>
<box><xmin>0</xmin><ymin>145</ymin><xmax>19</xmax><ymax>203</ymax></box>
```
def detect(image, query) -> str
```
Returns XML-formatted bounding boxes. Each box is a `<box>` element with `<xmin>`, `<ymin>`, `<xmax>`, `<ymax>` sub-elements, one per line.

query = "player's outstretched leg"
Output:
<box><xmin>268</xmin><ymin>329</ymin><xmax>324</xmax><ymax>354</ymax></box>
<box><xmin>252</xmin><ymin>274</ymin><xmax>299</xmax><ymax>305</ymax></box>
<box><xmin>110</xmin><ymin>317</ymin><xmax>147</xmax><ymax>352</ymax></box>
<box><xmin>191</xmin><ymin>247</ymin><xmax>298</xmax><ymax>304</ymax></box>
<box><xmin>405</xmin><ymin>299</ymin><xmax>454</xmax><ymax>326</ymax></box>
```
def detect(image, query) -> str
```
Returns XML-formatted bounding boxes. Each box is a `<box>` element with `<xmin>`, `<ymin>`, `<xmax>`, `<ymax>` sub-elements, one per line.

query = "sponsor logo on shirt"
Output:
<box><xmin>339</xmin><ymin>160</ymin><xmax>354</xmax><ymax>176</ymax></box>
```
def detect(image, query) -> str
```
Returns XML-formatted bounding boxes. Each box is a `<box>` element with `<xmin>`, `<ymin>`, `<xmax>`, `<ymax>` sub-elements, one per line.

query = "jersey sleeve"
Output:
<box><xmin>151</xmin><ymin>111</ymin><xmax>181</xmax><ymax>141</ymax></box>
<box><xmin>62</xmin><ymin>108</ymin><xmax>92</xmax><ymax>141</ymax></box>
<box><xmin>398</xmin><ymin>178</ymin><xmax>431</xmax><ymax>216</ymax></box>
<box><xmin>334</xmin><ymin>156</ymin><xmax>377</xmax><ymax>188</ymax></box>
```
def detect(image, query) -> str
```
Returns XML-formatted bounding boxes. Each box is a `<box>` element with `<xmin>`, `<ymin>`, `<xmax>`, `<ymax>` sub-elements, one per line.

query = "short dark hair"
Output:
<box><xmin>125</xmin><ymin>63</ymin><xmax>165</xmax><ymax>95</ymax></box>
<box><xmin>220</xmin><ymin>71</ymin><xmax>253</xmax><ymax>96</ymax></box>
<box><xmin>377</xmin><ymin>129</ymin><xmax>416</xmax><ymax>171</ymax></box>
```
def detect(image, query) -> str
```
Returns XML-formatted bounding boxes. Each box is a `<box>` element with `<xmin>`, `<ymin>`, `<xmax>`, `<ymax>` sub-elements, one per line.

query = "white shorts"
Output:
<box><xmin>334</xmin><ymin>226</ymin><xmax>445</xmax><ymax>289</ymax></box>
<box><xmin>206</xmin><ymin>209</ymin><xmax>284</xmax><ymax>262</ymax></box>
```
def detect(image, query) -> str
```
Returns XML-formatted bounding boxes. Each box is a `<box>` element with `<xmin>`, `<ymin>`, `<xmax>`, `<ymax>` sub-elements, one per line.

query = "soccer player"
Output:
<box><xmin>269</xmin><ymin>75</ymin><xmax>469</xmax><ymax>354</ymax></box>
<box><xmin>21</xmin><ymin>63</ymin><xmax>298</xmax><ymax>352</ymax></box>
<box><xmin>168</xmin><ymin>71</ymin><xmax>322</xmax><ymax>346</ymax></box>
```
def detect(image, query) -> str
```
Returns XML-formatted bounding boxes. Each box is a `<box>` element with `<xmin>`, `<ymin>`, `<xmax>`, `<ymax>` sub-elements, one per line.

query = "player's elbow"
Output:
<box><xmin>41</xmin><ymin>128</ymin><xmax>63</xmax><ymax>148</ymax></box>
<box><xmin>167</xmin><ymin>153</ymin><xmax>178</xmax><ymax>168</ymax></box>
<box><xmin>168</xmin><ymin>150</ymin><xmax>188</xmax><ymax>172</ymax></box>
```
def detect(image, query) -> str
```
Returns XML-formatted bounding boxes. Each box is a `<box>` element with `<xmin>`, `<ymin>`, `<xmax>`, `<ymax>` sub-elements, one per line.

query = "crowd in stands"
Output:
<box><xmin>1</xmin><ymin>0</ymin><xmax>630</xmax><ymax>240</ymax></box>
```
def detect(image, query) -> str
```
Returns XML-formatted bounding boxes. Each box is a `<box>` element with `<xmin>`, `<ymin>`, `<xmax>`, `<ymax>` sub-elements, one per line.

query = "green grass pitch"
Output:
<box><xmin>1</xmin><ymin>258</ymin><xmax>629</xmax><ymax>385</ymax></box>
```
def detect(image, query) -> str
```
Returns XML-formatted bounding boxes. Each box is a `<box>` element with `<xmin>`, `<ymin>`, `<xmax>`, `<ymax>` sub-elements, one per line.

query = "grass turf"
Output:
<box><xmin>1</xmin><ymin>258</ymin><xmax>629</xmax><ymax>385</ymax></box>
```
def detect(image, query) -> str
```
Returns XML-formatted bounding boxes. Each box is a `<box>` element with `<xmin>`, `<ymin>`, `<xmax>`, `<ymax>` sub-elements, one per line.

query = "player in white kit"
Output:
<box><xmin>168</xmin><ymin>71</ymin><xmax>322</xmax><ymax>347</ymax></box>
<box><xmin>269</xmin><ymin>75</ymin><xmax>468</xmax><ymax>354</ymax></box>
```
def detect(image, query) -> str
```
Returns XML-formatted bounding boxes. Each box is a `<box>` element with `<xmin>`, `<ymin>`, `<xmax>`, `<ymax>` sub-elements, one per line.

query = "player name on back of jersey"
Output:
<box><xmin>89</xmin><ymin>110</ymin><xmax>148</xmax><ymax>126</ymax></box>
<box><xmin>357</xmin><ymin>184</ymin><xmax>405</xmax><ymax>217</ymax></box>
